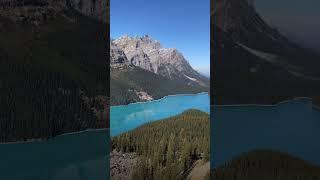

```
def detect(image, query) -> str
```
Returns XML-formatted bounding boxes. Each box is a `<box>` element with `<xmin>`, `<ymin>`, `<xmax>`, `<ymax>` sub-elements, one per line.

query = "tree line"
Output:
<box><xmin>112</xmin><ymin>109</ymin><xmax>210</xmax><ymax>180</ymax></box>
<box><xmin>211</xmin><ymin>150</ymin><xmax>320</xmax><ymax>180</ymax></box>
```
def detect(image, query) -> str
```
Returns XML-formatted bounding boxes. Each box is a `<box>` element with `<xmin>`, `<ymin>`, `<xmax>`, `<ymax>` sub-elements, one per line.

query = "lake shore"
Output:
<box><xmin>212</xmin><ymin>97</ymin><xmax>312</xmax><ymax>107</ymax></box>
<box><xmin>111</xmin><ymin>93</ymin><xmax>210</xmax><ymax>136</ymax></box>
<box><xmin>111</xmin><ymin>91</ymin><xmax>209</xmax><ymax>108</ymax></box>
<box><xmin>0</xmin><ymin>128</ymin><xmax>109</xmax><ymax>145</ymax></box>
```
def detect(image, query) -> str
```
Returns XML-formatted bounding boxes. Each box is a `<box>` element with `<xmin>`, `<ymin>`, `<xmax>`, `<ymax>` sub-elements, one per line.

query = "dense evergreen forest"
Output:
<box><xmin>112</xmin><ymin>109</ymin><xmax>210</xmax><ymax>180</ymax></box>
<box><xmin>110</xmin><ymin>67</ymin><xmax>208</xmax><ymax>106</ymax></box>
<box><xmin>0</xmin><ymin>6</ymin><xmax>108</xmax><ymax>142</ymax></box>
<box><xmin>211</xmin><ymin>150</ymin><xmax>320</xmax><ymax>180</ymax></box>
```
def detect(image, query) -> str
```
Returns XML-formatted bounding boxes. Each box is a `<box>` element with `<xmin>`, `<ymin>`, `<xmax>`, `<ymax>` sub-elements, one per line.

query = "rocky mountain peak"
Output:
<box><xmin>114</xmin><ymin>35</ymin><xmax>161</xmax><ymax>50</ymax></box>
<box><xmin>212</xmin><ymin>0</ymin><xmax>290</xmax><ymax>52</ymax></box>
<box><xmin>111</xmin><ymin>35</ymin><xmax>209</xmax><ymax>87</ymax></box>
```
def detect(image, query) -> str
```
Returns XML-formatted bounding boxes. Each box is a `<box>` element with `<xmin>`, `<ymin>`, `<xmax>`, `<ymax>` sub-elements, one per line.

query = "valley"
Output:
<box><xmin>110</xmin><ymin>33</ymin><xmax>210</xmax><ymax>180</ymax></box>
<box><xmin>110</xmin><ymin>35</ymin><xmax>210</xmax><ymax>106</ymax></box>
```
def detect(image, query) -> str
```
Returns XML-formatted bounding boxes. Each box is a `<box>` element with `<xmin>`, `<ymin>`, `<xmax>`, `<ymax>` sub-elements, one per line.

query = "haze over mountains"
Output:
<box><xmin>212</xmin><ymin>0</ymin><xmax>320</xmax><ymax>105</ymax></box>
<box><xmin>110</xmin><ymin>35</ymin><xmax>209</xmax><ymax>105</ymax></box>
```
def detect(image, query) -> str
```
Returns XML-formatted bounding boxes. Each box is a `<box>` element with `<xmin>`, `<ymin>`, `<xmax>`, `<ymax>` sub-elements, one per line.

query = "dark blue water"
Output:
<box><xmin>0</xmin><ymin>129</ymin><xmax>108</xmax><ymax>180</ymax></box>
<box><xmin>111</xmin><ymin>93</ymin><xmax>210</xmax><ymax>136</ymax></box>
<box><xmin>211</xmin><ymin>98</ymin><xmax>320</xmax><ymax>168</ymax></box>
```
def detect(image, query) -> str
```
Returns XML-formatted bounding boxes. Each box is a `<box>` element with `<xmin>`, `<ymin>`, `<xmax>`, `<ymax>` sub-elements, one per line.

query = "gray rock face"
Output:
<box><xmin>110</xmin><ymin>42</ymin><xmax>129</xmax><ymax>67</ymax></box>
<box><xmin>112</xmin><ymin>35</ymin><xmax>209</xmax><ymax>87</ymax></box>
<box><xmin>127</xmin><ymin>49</ymin><xmax>154</xmax><ymax>72</ymax></box>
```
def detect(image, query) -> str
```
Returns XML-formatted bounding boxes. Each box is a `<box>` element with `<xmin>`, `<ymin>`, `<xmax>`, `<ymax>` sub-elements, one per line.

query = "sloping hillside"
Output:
<box><xmin>110</xmin><ymin>66</ymin><xmax>208</xmax><ymax>105</ymax></box>
<box><xmin>211</xmin><ymin>0</ymin><xmax>320</xmax><ymax>105</ymax></box>
<box><xmin>0</xmin><ymin>4</ymin><xmax>108</xmax><ymax>142</ymax></box>
<box><xmin>212</xmin><ymin>150</ymin><xmax>320</xmax><ymax>180</ymax></box>
<box><xmin>111</xmin><ymin>109</ymin><xmax>210</xmax><ymax>179</ymax></box>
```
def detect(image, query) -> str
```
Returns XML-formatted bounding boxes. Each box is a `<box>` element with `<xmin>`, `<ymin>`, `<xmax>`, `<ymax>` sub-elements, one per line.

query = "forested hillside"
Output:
<box><xmin>212</xmin><ymin>150</ymin><xmax>320</xmax><ymax>180</ymax></box>
<box><xmin>0</xmin><ymin>4</ymin><xmax>108</xmax><ymax>142</ymax></box>
<box><xmin>110</xmin><ymin>67</ymin><xmax>208</xmax><ymax>105</ymax></box>
<box><xmin>112</xmin><ymin>109</ymin><xmax>210</xmax><ymax>179</ymax></box>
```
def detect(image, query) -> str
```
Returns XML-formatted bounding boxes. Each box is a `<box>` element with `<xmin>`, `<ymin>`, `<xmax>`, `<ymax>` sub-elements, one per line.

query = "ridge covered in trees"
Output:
<box><xmin>0</xmin><ymin>7</ymin><xmax>108</xmax><ymax>142</ymax></box>
<box><xmin>112</xmin><ymin>109</ymin><xmax>210</xmax><ymax>180</ymax></box>
<box><xmin>110</xmin><ymin>67</ymin><xmax>208</xmax><ymax>106</ymax></box>
<box><xmin>211</xmin><ymin>150</ymin><xmax>320</xmax><ymax>180</ymax></box>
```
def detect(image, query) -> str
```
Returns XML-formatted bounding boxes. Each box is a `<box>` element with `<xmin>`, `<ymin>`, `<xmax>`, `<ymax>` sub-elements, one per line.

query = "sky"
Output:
<box><xmin>111</xmin><ymin>0</ymin><xmax>210</xmax><ymax>76</ymax></box>
<box><xmin>255</xmin><ymin>0</ymin><xmax>320</xmax><ymax>51</ymax></box>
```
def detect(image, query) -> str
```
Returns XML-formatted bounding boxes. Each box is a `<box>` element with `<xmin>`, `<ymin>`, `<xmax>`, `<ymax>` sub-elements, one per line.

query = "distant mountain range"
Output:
<box><xmin>212</xmin><ymin>0</ymin><xmax>320</xmax><ymax>105</ymax></box>
<box><xmin>110</xmin><ymin>35</ymin><xmax>209</xmax><ymax>105</ymax></box>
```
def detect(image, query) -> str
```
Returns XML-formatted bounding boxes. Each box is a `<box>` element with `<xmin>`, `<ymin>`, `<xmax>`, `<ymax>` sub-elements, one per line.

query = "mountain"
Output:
<box><xmin>0</xmin><ymin>0</ymin><xmax>108</xmax><ymax>23</ymax></box>
<box><xmin>111</xmin><ymin>109</ymin><xmax>209</xmax><ymax>180</ymax></box>
<box><xmin>212</xmin><ymin>150</ymin><xmax>320</xmax><ymax>180</ymax></box>
<box><xmin>0</xmin><ymin>2</ymin><xmax>108</xmax><ymax>142</ymax></box>
<box><xmin>110</xmin><ymin>36</ymin><xmax>209</xmax><ymax>106</ymax></box>
<box><xmin>212</xmin><ymin>0</ymin><xmax>320</xmax><ymax>105</ymax></box>
<box><xmin>113</xmin><ymin>35</ymin><xmax>210</xmax><ymax>87</ymax></box>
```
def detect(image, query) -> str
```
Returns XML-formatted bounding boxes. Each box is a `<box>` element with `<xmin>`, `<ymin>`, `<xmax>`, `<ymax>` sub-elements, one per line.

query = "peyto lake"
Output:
<box><xmin>212</xmin><ymin>98</ymin><xmax>320</xmax><ymax>168</ymax></box>
<box><xmin>0</xmin><ymin>129</ymin><xmax>108</xmax><ymax>180</ymax></box>
<box><xmin>111</xmin><ymin>93</ymin><xmax>210</xmax><ymax>136</ymax></box>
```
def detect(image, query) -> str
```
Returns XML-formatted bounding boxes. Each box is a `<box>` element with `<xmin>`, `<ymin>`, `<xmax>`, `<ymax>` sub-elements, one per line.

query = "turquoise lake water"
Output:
<box><xmin>211</xmin><ymin>98</ymin><xmax>320</xmax><ymax>168</ymax></box>
<box><xmin>111</xmin><ymin>93</ymin><xmax>210</xmax><ymax>137</ymax></box>
<box><xmin>0</xmin><ymin>129</ymin><xmax>108</xmax><ymax>180</ymax></box>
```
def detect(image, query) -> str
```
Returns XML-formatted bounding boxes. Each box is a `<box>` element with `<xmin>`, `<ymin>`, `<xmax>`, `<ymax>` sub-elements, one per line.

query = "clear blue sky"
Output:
<box><xmin>111</xmin><ymin>0</ymin><xmax>210</xmax><ymax>76</ymax></box>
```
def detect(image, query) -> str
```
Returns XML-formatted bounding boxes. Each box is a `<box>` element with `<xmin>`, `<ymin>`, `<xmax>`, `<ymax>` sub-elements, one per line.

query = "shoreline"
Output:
<box><xmin>212</xmin><ymin>97</ymin><xmax>318</xmax><ymax>108</ymax></box>
<box><xmin>111</xmin><ymin>109</ymin><xmax>210</xmax><ymax>137</ymax></box>
<box><xmin>111</xmin><ymin>92</ymin><xmax>209</xmax><ymax>108</ymax></box>
<box><xmin>0</xmin><ymin>128</ymin><xmax>109</xmax><ymax>145</ymax></box>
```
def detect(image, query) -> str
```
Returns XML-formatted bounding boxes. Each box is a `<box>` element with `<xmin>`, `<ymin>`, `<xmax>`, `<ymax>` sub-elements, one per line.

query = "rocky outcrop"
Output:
<box><xmin>112</xmin><ymin>35</ymin><xmax>209</xmax><ymax>87</ymax></box>
<box><xmin>110</xmin><ymin>42</ymin><xmax>130</xmax><ymax>68</ymax></box>
<box><xmin>110</xmin><ymin>151</ymin><xmax>138</xmax><ymax>180</ymax></box>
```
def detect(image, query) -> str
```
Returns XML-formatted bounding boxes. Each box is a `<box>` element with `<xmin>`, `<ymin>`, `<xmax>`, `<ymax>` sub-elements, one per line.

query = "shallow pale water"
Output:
<box><xmin>212</xmin><ymin>98</ymin><xmax>320</xmax><ymax>168</ymax></box>
<box><xmin>111</xmin><ymin>93</ymin><xmax>210</xmax><ymax>136</ymax></box>
<box><xmin>0</xmin><ymin>129</ymin><xmax>108</xmax><ymax>180</ymax></box>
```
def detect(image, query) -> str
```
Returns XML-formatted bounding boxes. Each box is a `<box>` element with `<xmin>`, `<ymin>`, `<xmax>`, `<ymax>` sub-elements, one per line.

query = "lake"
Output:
<box><xmin>111</xmin><ymin>93</ymin><xmax>210</xmax><ymax>136</ymax></box>
<box><xmin>0</xmin><ymin>129</ymin><xmax>109</xmax><ymax>180</ymax></box>
<box><xmin>211</xmin><ymin>98</ymin><xmax>320</xmax><ymax>168</ymax></box>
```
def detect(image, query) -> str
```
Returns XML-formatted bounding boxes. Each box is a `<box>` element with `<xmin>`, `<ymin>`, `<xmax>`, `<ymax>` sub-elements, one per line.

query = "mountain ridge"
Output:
<box><xmin>112</xmin><ymin>35</ymin><xmax>209</xmax><ymax>88</ymax></box>
<box><xmin>211</xmin><ymin>0</ymin><xmax>320</xmax><ymax>105</ymax></box>
<box><xmin>110</xmin><ymin>35</ymin><xmax>209</xmax><ymax>105</ymax></box>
